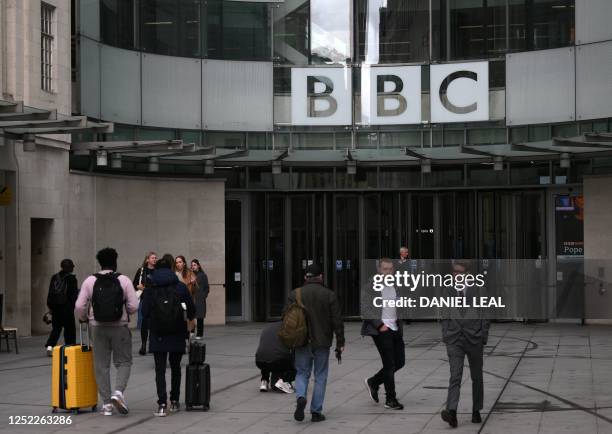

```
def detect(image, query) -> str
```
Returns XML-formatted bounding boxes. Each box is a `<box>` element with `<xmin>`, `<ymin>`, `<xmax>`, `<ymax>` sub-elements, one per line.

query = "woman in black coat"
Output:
<box><xmin>142</xmin><ymin>255</ymin><xmax>195</xmax><ymax>416</ymax></box>
<box><xmin>190</xmin><ymin>259</ymin><xmax>209</xmax><ymax>337</ymax></box>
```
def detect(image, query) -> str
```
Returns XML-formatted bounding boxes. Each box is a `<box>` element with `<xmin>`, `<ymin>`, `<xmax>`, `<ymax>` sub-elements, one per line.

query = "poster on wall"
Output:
<box><xmin>555</xmin><ymin>195</ymin><xmax>584</xmax><ymax>257</ymax></box>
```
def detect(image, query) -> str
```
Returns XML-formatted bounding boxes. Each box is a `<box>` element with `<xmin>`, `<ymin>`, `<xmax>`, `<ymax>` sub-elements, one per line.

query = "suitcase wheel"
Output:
<box><xmin>72</xmin><ymin>409</ymin><xmax>79</xmax><ymax>415</ymax></box>
<box><xmin>203</xmin><ymin>405</ymin><xmax>209</xmax><ymax>412</ymax></box>
<box><xmin>92</xmin><ymin>405</ymin><xmax>97</xmax><ymax>412</ymax></box>
<box><xmin>186</xmin><ymin>406</ymin><xmax>193</xmax><ymax>412</ymax></box>
<box><xmin>51</xmin><ymin>407</ymin><xmax>58</xmax><ymax>413</ymax></box>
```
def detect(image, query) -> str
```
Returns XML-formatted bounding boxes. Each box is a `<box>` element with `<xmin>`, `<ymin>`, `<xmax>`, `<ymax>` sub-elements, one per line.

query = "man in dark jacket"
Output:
<box><xmin>255</xmin><ymin>322</ymin><xmax>296</xmax><ymax>393</ymax></box>
<box><xmin>142</xmin><ymin>254</ymin><xmax>195</xmax><ymax>417</ymax></box>
<box><xmin>45</xmin><ymin>259</ymin><xmax>79</xmax><ymax>355</ymax></box>
<box><xmin>288</xmin><ymin>264</ymin><xmax>344</xmax><ymax>423</ymax></box>
<box><xmin>440</xmin><ymin>260</ymin><xmax>490</xmax><ymax>428</ymax></box>
<box><xmin>361</xmin><ymin>258</ymin><xmax>405</xmax><ymax>410</ymax></box>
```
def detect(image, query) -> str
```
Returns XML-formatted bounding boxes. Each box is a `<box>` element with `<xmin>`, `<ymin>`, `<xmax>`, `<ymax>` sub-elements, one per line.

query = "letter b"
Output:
<box><xmin>307</xmin><ymin>76</ymin><xmax>337</xmax><ymax>118</ymax></box>
<box><xmin>377</xmin><ymin>75</ymin><xmax>407</xmax><ymax>116</ymax></box>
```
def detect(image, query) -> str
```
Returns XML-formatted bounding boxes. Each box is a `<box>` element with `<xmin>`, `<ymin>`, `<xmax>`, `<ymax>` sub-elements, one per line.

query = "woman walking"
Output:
<box><xmin>134</xmin><ymin>252</ymin><xmax>157</xmax><ymax>355</ymax></box>
<box><xmin>191</xmin><ymin>259</ymin><xmax>210</xmax><ymax>337</ymax></box>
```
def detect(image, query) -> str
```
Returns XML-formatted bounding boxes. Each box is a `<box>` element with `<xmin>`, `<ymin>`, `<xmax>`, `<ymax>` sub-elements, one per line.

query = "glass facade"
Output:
<box><xmin>99</xmin><ymin>0</ymin><xmax>575</xmax><ymax>62</ymax></box>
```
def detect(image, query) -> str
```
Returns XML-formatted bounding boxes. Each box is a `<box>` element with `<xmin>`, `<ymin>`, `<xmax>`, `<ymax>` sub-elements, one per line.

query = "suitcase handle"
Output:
<box><xmin>79</xmin><ymin>322</ymin><xmax>91</xmax><ymax>351</ymax></box>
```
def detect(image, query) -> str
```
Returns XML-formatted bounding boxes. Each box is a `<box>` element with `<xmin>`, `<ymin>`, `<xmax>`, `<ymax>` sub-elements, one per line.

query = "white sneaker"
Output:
<box><xmin>110</xmin><ymin>390</ymin><xmax>129</xmax><ymax>415</ymax></box>
<box><xmin>100</xmin><ymin>403</ymin><xmax>113</xmax><ymax>416</ymax></box>
<box><xmin>274</xmin><ymin>379</ymin><xmax>294</xmax><ymax>394</ymax></box>
<box><xmin>46</xmin><ymin>346</ymin><xmax>53</xmax><ymax>357</ymax></box>
<box><xmin>260</xmin><ymin>380</ymin><xmax>269</xmax><ymax>392</ymax></box>
<box><xmin>154</xmin><ymin>404</ymin><xmax>167</xmax><ymax>417</ymax></box>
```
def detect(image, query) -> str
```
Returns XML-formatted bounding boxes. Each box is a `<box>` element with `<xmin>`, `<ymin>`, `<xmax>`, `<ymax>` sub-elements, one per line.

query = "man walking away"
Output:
<box><xmin>142</xmin><ymin>254</ymin><xmax>196</xmax><ymax>417</ymax></box>
<box><xmin>362</xmin><ymin>258</ymin><xmax>405</xmax><ymax>410</ymax></box>
<box><xmin>45</xmin><ymin>259</ymin><xmax>79</xmax><ymax>355</ymax></box>
<box><xmin>288</xmin><ymin>264</ymin><xmax>344</xmax><ymax>423</ymax></box>
<box><xmin>75</xmin><ymin>247</ymin><xmax>139</xmax><ymax>417</ymax></box>
<box><xmin>255</xmin><ymin>322</ymin><xmax>295</xmax><ymax>393</ymax></box>
<box><xmin>440</xmin><ymin>260</ymin><xmax>489</xmax><ymax>428</ymax></box>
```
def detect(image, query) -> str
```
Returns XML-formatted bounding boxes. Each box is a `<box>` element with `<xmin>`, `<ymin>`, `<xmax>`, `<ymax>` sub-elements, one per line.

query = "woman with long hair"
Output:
<box><xmin>174</xmin><ymin>255</ymin><xmax>197</xmax><ymax>298</ymax></box>
<box><xmin>190</xmin><ymin>259</ymin><xmax>209</xmax><ymax>337</ymax></box>
<box><xmin>134</xmin><ymin>251</ymin><xmax>157</xmax><ymax>355</ymax></box>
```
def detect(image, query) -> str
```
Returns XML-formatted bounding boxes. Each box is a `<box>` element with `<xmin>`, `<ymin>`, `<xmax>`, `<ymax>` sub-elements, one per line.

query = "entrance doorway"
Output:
<box><xmin>246</xmin><ymin>190</ymin><xmax>548</xmax><ymax>320</ymax></box>
<box><xmin>31</xmin><ymin>218</ymin><xmax>54</xmax><ymax>335</ymax></box>
<box><xmin>225</xmin><ymin>195</ymin><xmax>251</xmax><ymax>321</ymax></box>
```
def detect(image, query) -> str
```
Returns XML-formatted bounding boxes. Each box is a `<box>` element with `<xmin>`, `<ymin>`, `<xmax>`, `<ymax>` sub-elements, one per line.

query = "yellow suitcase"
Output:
<box><xmin>51</xmin><ymin>323</ymin><xmax>98</xmax><ymax>413</ymax></box>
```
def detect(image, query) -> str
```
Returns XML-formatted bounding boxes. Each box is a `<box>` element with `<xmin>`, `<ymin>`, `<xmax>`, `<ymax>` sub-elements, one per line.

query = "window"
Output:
<box><xmin>273</xmin><ymin>0</ymin><xmax>310</xmax><ymax>64</ymax></box>
<box><xmin>141</xmin><ymin>0</ymin><xmax>201</xmax><ymax>57</ymax></box>
<box><xmin>41</xmin><ymin>2</ymin><xmax>55</xmax><ymax>92</ymax></box>
<box><xmin>207</xmin><ymin>0</ymin><xmax>270</xmax><ymax>61</ymax></box>
<box><xmin>101</xmin><ymin>0</ymin><xmax>137</xmax><ymax>49</ymax></box>
<box><xmin>357</xmin><ymin>0</ymin><xmax>430</xmax><ymax>63</ymax></box>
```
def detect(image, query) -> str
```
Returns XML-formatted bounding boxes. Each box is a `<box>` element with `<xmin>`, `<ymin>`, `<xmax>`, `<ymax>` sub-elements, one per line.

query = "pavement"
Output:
<box><xmin>1</xmin><ymin>322</ymin><xmax>612</xmax><ymax>434</ymax></box>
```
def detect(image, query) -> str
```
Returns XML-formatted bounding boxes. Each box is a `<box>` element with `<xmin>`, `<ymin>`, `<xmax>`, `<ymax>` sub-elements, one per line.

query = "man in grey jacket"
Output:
<box><xmin>440</xmin><ymin>260</ymin><xmax>490</xmax><ymax>428</ymax></box>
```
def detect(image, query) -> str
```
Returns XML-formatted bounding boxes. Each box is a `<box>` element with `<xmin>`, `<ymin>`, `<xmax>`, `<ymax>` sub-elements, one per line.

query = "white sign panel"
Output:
<box><xmin>291</xmin><ymin>67</ymin><xmax>352</xmax><ymax>126</ymax></box>
<box><xmin>360</xmin><ymin>65</ymin><xmax>421</xmax><ymax>125</ymax></box>
<box><xmin>430</xmin><ymin>62</ymin><xmax>489</xmax><ymax>123</ymax></box>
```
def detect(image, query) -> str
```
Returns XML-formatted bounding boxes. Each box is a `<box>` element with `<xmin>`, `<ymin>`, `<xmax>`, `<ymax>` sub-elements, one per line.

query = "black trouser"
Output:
<box><xmin>256</xmin><ymin>359</ymin><xmax>296</xmax><ymax>384</ymax></box>
<box><xmin>153</xmin><ymin>352</ymin><xmax>183</xmax><ymax>405</ymax></box>
<box><xmin>45</xmin><ymin>308</ymin><xmax>76</xmax><ymax>347</ymax></box>
<box><xmin>371</xmin><ymin>329</ymin><xmax>405</xmax><ymax>400</ymax></box>
<box><xmin>446</xmin><ymin>337</ymin><xmax>484</xmax><ymax>412</ymax></box>
<box><xmin>196</xmin><ymin>318</ymin><xmax>204</xmax><ymax>337</ymax></box>
<box><xmin>140</xmin><ymin>319</ymin><xmax>149</xmax><ymax>348</ymax></box>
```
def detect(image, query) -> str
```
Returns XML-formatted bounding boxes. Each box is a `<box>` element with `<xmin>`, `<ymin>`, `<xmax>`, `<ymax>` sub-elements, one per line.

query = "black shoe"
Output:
<box><xmin>169</xmin><ymin>401</ymin><xmax>180</xmax><ymax>413</ymax></box>
<box><xmin>384</xmin><ymin>398</ymin><xmax>404</xmax><ymax>410</ymax></box>
<box><xmin>138</xmin><ymin>345</ymin><xmax>146</xmax><ymax>356</ymax></box>
<box><xmin>441</xmin><ymin>409</ymin><xmax>458</xmax><ymax>428</ymax></box>
<box><xmin>472</xmin><ymin>410</ymin><xmax>482</xmax><ymax>423</ymax></box>
<box><xmin>311</xmin><ymin>412</ymin><xmax>326</xmax><ymax>422</ymax></box>
<box><xmin>364</xmin><ymin>378</ymin><xmax>379</xmax><ymax>403</ymax></box>
<box><xmin>294</xmin><ymin>397</ymin><xmax>306</xmax><ymax>422</ymax></box>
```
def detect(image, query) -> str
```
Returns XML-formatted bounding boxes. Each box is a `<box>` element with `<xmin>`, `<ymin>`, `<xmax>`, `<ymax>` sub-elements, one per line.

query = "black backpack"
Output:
<box><xmin>150</xmin><ymin>285</ymin><xmax>185</xmax><ymax>336</ymax></box>
<box><xmin>92</xmin><ymin>273</ymin><xmax>125</xmax><ymax>322</ymax></box>
<box><xmin>48</xmin><ymin>273</ymin><xmax>68</xmax><ymax>306</ymax></box>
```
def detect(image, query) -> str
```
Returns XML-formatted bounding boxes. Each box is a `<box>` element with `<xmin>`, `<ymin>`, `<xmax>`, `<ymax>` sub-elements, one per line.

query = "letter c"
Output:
<box><xmin>439</xmin><ymin>71</ymin><xmax>478</xmax><ymax>114</ymax></box>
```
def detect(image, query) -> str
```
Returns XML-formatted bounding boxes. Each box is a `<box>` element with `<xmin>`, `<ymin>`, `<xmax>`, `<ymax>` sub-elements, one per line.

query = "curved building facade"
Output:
<box><xmin>69</xmin><ymin>0</ymin><xmax>612</xmax><ymax>321</ymax></box>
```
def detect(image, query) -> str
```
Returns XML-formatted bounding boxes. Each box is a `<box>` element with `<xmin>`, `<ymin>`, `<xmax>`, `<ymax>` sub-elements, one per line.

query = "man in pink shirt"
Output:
<box><xmin>75</xmin><ymin>247</ymin><xmax>139</xmax><ymax>416</ymax></box>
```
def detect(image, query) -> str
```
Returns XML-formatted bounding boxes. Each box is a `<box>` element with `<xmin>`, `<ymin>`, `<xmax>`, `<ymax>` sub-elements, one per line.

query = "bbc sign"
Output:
<box><xmin>291</xmin><ymin>62</ymin><xmax>489</xmax><ymax>126</ymax></box>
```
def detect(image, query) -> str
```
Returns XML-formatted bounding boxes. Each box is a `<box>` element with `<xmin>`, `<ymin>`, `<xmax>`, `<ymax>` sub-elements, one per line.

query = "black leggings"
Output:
<box><xmin>140</xmin><ymin>319</ymin><xmax>149</xmax><ymax>347</ymax></box>
<box><xmin>196</xmin><ymin>318</ymin><xmax>204</xmax><ymax>337</ymax></box>
<box><xmin>153</xmin><ymin>352</ymin><xmax>183</xmax><ymax>405</ymax></box>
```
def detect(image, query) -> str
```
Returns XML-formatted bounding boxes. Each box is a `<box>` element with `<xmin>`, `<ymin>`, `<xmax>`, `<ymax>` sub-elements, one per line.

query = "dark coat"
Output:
<box><xmin>440</xmin><ymin>285</ymin><xmax>490</xmax><ymax>345</ymax></box>
<box><xmin>360</xmin><ymin>277</ymin><xmax>404</xmax><ymax>337</ymax></box>
<box><xmin>47</xmin><ymin>271</ymin><xmax>78</xmax><ymax>312</ymax></box>
<box><xmin>142</xmin><ymin>268</ymin><xmax>195</xmax><ymax>354</ymax></box>
<box><xmin>286</xmin><ymin>280</ymin><xmax>345</xmax><ymax>350</ymax></box>
<box><xmin>255</xmin><ymin>322</ymin><xmax>292</xmax><ymax>364</ymax></box>
<box><xmin>194</xmin><ymin>270</ymin><xmax>209</xmax><ymax>319</ymax></box>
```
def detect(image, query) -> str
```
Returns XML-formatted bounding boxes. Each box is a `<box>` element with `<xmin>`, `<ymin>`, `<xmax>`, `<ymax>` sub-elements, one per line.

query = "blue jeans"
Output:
<box><xmin>294</xmin><ymin>346</ymin><xmax>330</xmax><ymax>414</ymax></box>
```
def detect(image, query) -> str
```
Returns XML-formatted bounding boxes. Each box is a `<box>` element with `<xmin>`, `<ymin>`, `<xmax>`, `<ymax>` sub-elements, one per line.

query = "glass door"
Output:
<box><xmin>225</xmin><ymin>194</ymin><xmax>251</xmax><ymax>321</ymax></box>
<box><xmin>332</xmin><ymin>195</ymin><xmax>361</xmax><ymax>317</ymax></box>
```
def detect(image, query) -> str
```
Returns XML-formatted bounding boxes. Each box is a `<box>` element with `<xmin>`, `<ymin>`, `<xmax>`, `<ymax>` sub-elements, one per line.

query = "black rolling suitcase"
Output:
<box><xmin>185</xmin><ymin>363</ymin><xmax>210</xmax><ymax>411</ymax></box>
<box><xmin>189</xmin><ymin>337</ymin><xmax>206</xmax><ymax>365</ymax></box>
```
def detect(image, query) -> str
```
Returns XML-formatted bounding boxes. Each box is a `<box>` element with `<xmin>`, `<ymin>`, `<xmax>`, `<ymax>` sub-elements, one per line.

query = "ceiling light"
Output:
<box><xmin>110</xmin><ymin>153</ymin><xmax>122</xmax><ymax>169</ymax></box>
<box><xmin>421</xmin><ymin>159</ymin><xmax>431</xmax><ymax>174</ymax></box>
<box><xmin>272</xmin><ymin>160</ymin><xmax>282</xmax><ymax>175</ymax></box>
<box><xmin>204</xmin><ymin>160</ymin><xmax>214</xmax><ymax>175</ymax></box>
<box><xmin>493</xmin><ymin>156</ymin><xmax>504</xmax><ymax>171</ymax></box>
<box><xmin>22</xmin><ymin>133</ymin><xmax>36</xmax><ymax>152</ymax></box>
<box><xmin>560</xmin><ymin>152</ymin><xmax>571</xmax><ymax>168</ymax></box>
<box><xmin>347</xmin><ymin>160</ymin><xmax>357</xmax><ymax>175</ymax></box>
<box><xmin>96</xmin><ymin>150</ymin><xmax>108</xmax><ymax>166</ymax></box>
<box><xmin>149</xmin><ymin>157</ymin><xmax>159</xmax><ymax>172</ymax></box>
